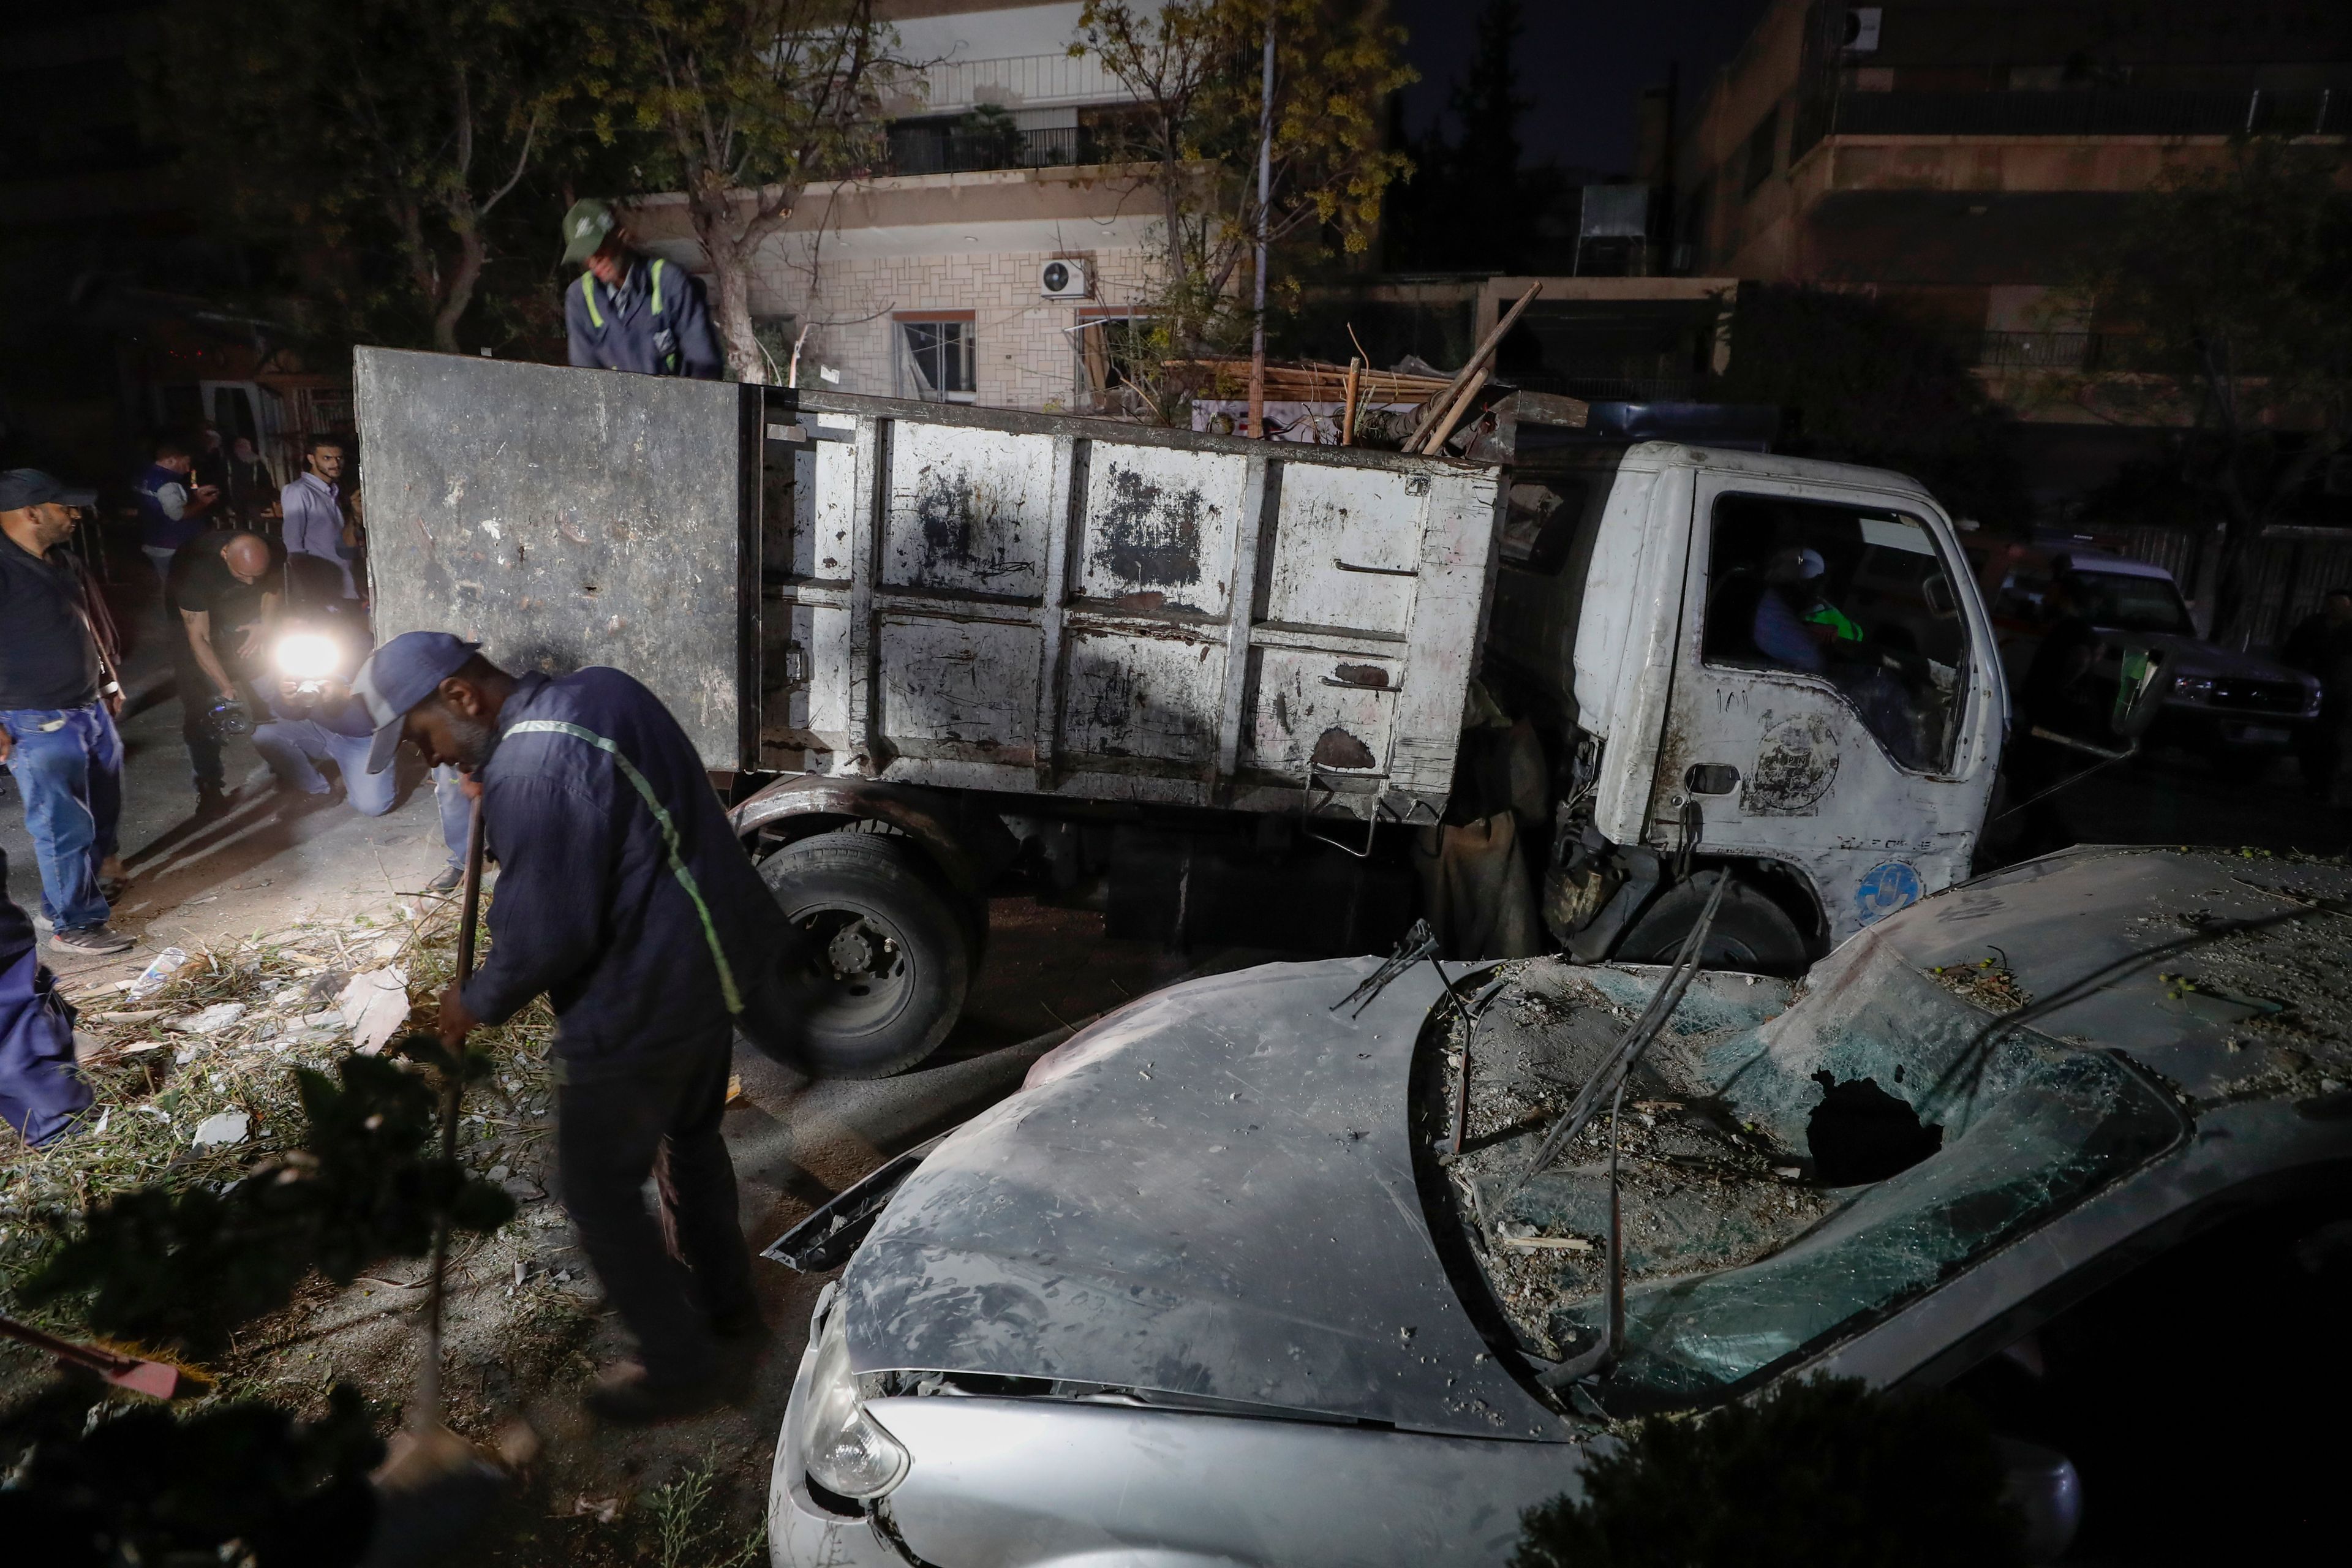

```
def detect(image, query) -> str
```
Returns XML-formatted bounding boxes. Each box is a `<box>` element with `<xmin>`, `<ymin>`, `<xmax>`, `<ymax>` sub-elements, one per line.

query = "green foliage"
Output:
<box><xmin>143</xmin><ymin>0</ymin><xmax>584</xmax><ymax>356</ymax></box>
<box><xmin>0</xmin><ymin>1381</ymin><xmax>382</xmax><ymax>1567</ymax></box>
<box><xmin>1714</xmin><ymin>285</ymin><xmax>2025</xmax><ymax>523</ymax></box>
<box><xmin>1076</xmin><ymin>0</ymin><xmax>1415</xmax><ymax>353</ymax></box>
<box><xmin>21</xmin><ymin>1047</ymin><xmax>513</xmax><ymax>1357</ymax></box>
<box><xmin>1515</xmin><ymin>1377</ymin><xmax>2023</xmax><ymax>1568</ymax></box>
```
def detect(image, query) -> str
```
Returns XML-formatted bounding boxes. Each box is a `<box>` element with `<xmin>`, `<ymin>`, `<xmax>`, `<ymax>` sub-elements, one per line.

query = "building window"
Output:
<box><xmin>1742</xmin><ymin>104</ymin><xmax>1780</xmax><ymax>194</ymax></box>
<box><xmin>1074</xmin><ymin>311</ymin><xmax>1153</xmax><ymax>410</ymax></box>
<box><xmin>895</xmin><ymin>313</ymin><xmax>976</xmax><ymax>402</ymax></box>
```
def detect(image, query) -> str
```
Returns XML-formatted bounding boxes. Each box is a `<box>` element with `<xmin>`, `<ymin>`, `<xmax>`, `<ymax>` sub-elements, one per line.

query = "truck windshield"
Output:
<box><xmin>1423</xmin><ymin>944</ymin><xmax>2182</xmax><ymax>1417</ymax></box>
<box><xmin>2073</xmin><ymin>570</ymin><xmax>2195</xmax><ymax>635</ymax></box>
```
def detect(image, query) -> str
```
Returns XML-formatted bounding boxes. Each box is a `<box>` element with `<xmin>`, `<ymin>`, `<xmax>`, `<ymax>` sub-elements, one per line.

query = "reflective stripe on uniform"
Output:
<box><xmin>503</xmin><ymin>718</ymin><xmax>744</xmax><ymax>1014</ymax></box>
<box><xmin>650</xmin><ymin>257</ymin><xmax>665</xmax><ymax>315</ymax></box>
<box><xmin>579</xmin><ymin>273</ymin><xmax>603</xmax><ymax>329</ymax></box>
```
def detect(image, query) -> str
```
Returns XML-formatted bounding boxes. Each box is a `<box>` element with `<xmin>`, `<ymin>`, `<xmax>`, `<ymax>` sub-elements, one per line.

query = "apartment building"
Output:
<box><xmin>631</xmin><ymin>1</ymin><xmax>1175</xmax><ymax>411</ymax></box>
<box><xmin>1672</xmin><ymin>2</ymin><xmax>2350</xmax><ymax>387</ymax></box>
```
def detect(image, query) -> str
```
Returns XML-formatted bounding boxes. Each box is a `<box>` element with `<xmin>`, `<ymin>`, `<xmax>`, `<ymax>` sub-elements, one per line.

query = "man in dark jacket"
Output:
<box><xmin>353</xmin><ymin>632</ymin><xmax>791</xmax><ymax>1422</ymax></box>
<box><xmin>560</xmin><ymin>198</ymin><xmax>724</xmax><ymax>380</ymax></box>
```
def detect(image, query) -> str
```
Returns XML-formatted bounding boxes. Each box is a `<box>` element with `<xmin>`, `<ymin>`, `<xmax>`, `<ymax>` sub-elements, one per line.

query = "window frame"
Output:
<box><xmin>894</xmin><ymin>310</ymin><xmax>978</xmax><ymax>403</ymax></box>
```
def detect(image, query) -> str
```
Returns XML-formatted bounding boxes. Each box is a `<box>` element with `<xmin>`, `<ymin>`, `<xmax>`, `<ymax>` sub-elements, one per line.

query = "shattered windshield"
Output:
<box><xmin>1419</xmin><ymin>941</ymin><xmax>2183</xmax><ymax>1415</ymax></box>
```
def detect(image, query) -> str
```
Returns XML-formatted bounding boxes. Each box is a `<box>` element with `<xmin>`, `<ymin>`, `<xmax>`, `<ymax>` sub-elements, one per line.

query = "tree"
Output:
<box><xmin>2041</xmin><ymin>140</ymin><xmax>2352</xmax><ymax>637</ymax></box>
<box><xmin>582</xmin><ymin>0</ymin><xmax>895</xmax><ymax>382</ymax></box>
<box><xmin>149</xmin><ymin>0</ymin><xmax>573</xmax><ymax>355</ymax></box>
<box><xmin>1713</xmin><ymin>284</ymin><xmax>2025</xmax><ymax>524</ymax></box>
<box><xmin>1074</xmin><ymin>0</ymin><xmax>1415</xmax><ymax>355</ymax></box>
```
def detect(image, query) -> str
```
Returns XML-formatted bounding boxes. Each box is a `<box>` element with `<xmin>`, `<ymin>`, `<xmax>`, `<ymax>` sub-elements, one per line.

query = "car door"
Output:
<box><xmin>1649</xmin><ymin>472</ymin><xmax>2002</xmax><ymax>945</ymax></box>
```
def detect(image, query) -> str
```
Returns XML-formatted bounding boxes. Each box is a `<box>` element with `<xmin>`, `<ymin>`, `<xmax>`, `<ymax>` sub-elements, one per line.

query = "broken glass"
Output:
<box><xmin>1428</xmin><ymin>943</ymin><xmax>2184</xmax><ymax>1415</ymax></box>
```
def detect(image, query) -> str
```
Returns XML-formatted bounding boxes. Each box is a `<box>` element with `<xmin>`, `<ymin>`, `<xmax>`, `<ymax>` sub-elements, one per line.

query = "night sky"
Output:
<box><xmin>1392</xmin><ymin>0</ymin><xmax>1775</xmax><ymax>175</ymax></box>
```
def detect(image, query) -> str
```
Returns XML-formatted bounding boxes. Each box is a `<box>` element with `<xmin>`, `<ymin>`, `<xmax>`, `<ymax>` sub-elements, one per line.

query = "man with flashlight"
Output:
<box><xmin>251</xmin><ymin>625</ymin><xmax>470</xmax><ymax>889</ymax></box>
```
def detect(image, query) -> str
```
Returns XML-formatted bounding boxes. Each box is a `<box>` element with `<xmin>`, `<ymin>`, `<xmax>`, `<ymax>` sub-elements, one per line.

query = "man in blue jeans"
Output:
<box><xmin>0</xmin><ymin>470</ymin><xmax>133</xmax><ymax>957</ymax></box>
<box><xmin>252</xmin><ymin>639</ymin><xmax>470</xmax><ymax>892</ymax></box>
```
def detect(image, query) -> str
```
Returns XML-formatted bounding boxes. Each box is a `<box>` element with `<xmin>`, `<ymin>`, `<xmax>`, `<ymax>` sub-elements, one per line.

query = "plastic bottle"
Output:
<box><xmin>127</xmin><ymin>947</ymin><xmax>191</xmax><ymax>1000</ymax></box>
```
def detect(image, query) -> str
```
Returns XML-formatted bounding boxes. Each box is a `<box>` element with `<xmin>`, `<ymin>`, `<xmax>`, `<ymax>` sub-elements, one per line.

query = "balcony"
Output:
<box><xmin>892</xmin><ymin>51</ymin><xmax>1125</xmax><ymax>115</ymax></box>
<box><xmin>1795</xmin><ymin>86</ymin><xmax>2349</xmax><ymax>160</ymax></box>
<box><xmin>884</xmin><ymin>120</ymin><xmax>1126</xmax><ymax>177</ymax></box>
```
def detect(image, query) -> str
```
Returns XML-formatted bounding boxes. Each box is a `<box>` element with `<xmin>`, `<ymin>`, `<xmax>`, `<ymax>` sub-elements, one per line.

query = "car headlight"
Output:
<box><xmin>2172</xmin><ymin>676</ymin><xmax>2214</xmax><ymax>704</ymax></box>
<box><xmin>274</xmin><ymin>631</ymin><xmax>343</xmax><ymax>682</ymax></box>
<box><xmin>799</xmin><ymin>1304</ymin><xmax>909</xmax><ymax>1499</ymax></box>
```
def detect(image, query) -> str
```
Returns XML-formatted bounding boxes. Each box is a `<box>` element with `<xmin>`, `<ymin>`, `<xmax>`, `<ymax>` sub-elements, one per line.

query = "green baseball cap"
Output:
<box><xmin>560</xmin><ymin>197</ymin><xmax>619</xmax><ymax>265</ymax></box>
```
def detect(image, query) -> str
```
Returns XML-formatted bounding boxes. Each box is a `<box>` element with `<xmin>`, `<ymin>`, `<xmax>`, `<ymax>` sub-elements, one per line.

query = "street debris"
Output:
<box><xmin>189</xmin><ymin>1110</ymin><xmax>250</xmax><ymax>1150</ymax></box>
<box><xmin>339</xmin><ymin>966</ymin><xmax>415</xmax><ymax>1056</ymax></box>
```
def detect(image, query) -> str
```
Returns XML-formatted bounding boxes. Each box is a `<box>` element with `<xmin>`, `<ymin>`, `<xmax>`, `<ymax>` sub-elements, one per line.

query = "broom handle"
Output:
<box><xmin>417</xmin><ymin>791</ymin><xmax>486</xmax><ymax>1430</ymax></box>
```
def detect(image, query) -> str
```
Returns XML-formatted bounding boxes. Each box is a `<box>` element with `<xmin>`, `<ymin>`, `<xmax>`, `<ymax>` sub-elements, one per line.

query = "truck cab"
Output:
<box><xmin>1483</xmin><ymin>433</ymin><xmax>2008</xmax><ymax>969</ymax></box>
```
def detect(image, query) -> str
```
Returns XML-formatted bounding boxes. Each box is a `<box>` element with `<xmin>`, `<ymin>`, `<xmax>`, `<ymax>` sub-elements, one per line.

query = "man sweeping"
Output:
<box><xmin>352</xmin><ymin>632</ymin><xmax>793</xmax><ymax>1422</ymax></box>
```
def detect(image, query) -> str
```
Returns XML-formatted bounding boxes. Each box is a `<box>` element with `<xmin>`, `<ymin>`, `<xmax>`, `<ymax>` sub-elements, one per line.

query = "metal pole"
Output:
<box><xmin>1248</xmin><ymin>7</ymin><xmax>1275</xmax><ymax>438</ymax></box>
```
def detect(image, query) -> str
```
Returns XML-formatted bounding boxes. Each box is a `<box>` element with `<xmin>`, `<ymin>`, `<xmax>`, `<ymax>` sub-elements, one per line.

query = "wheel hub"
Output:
<box><xmin>824</xmin><ymin>919</ymin><xmax>894</xmax><ymax>980</ymax></box>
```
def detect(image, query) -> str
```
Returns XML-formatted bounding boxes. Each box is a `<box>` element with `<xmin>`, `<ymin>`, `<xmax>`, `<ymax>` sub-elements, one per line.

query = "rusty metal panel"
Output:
<box><xmin>1059</xmin><ymin>627</ymin><xmax>1223</xmax><ymax>765</ymax></box>
<box><xmin>355</xmin><ymin>347</ymin><xmax>754</xmax><ymax>768</ymax></box>
<box><xmin>883</xmin><ymin>424</ymin><xmax>1058</xmax><ymax>599</ymax></box>
<box><xmin>1076</xmin><ymin>443</ymin><xmax>1248</xmax><ymax>617</ymax></box>
<box><xmin>1264</xmin><ymin>466</ymin><xmax>1428</xmax><ymax>638</ymax></box>
<box><xmin>876</xmin><ymin>613</ymin><xmax>1042</xmax><ymax>763</ymax></box>
<box><xmin>1243</xmin><ymin>647</ymin><xmax>1403</xmax><ymax>775</ymax></box>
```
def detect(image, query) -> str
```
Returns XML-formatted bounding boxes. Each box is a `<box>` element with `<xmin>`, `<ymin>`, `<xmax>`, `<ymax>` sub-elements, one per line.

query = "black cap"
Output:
<box><xmin>0</xmin><ymin>469</ymin><xmax>97</xmax><ymax>511</ymax></box>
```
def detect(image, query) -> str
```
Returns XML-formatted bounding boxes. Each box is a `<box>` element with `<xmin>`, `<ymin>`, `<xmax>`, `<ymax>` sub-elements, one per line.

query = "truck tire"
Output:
<box><xmin>758</xmin><ymin>831</ymin><xmax>971</xmax><ymax>1079</ymax></box>
<box><xmin>1614</xmin><ymin>875</ymin><xmax>1809</xmax><ymax>975</ymax></box>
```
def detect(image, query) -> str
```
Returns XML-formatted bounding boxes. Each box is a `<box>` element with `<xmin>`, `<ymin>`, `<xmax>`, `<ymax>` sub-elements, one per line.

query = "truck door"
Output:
<box><xmin>1652</xmin><ymin>473</ymin><xmax>2002</xmax><ymax>947</ymax></box>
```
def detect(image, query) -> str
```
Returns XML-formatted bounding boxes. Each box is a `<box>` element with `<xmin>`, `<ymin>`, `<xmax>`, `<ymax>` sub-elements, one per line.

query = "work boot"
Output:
<box><xmin>51</xmin><ymin>925</ymin><xmax>135</xmax><ymax>957</ymax></box>
<box><xmin>424</xmin><ymin>865</ymin><xmax>464</xmax><ymax>895</ymax></box>
<box><xmin>582</xmin><ymin>1361</ymin><xmax>731</xmax><ymax>1426</ymax></box>
<box><xmin>195</xmin><ymin>783</ymin><xmax>232</xmax><ymax>820</ymax></box>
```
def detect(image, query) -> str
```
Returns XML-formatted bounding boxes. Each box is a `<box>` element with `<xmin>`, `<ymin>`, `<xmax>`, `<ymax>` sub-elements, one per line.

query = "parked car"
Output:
<box><xmin>1973</xmin><ymin>543</ymin><xmax>2321</xmax><ymax>753</ymax></box>
<box><xmin>764</xmin><ymin>845</ymin><xmax>2352</xmax><ymax>1567</ymax></box>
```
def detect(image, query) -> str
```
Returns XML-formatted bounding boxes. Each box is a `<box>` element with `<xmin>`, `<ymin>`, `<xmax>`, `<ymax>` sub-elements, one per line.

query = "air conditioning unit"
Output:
<box><xmin>1843</xmin><ymin>6</ymin><xmax>1882</xmax><ymax>53</ymax></box>
<box><xmin>1039</xmin><ymin>258</ymin><xmax>1091</xmax><ymax>300</ymax></box>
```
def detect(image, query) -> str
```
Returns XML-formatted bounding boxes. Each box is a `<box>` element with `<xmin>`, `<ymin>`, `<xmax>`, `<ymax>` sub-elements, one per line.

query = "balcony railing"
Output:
<box><xmin>1795</xmin><ymin>86</ymin><xmax>2347</xmax><ymax>160</ymax></box>
<box><xmin>888</xmin><ymin>52</ymin><xmax>1127</xmax><ymax>114</ymax></box>
<box><xmin>885</xmin><ymin>121</ymin><xmax>1118</xmax><ymax>176</ymax></box>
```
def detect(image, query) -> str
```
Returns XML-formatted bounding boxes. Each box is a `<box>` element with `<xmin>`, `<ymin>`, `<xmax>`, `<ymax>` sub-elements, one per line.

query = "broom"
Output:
<box><xmin>365</xmin><ymin>791</ymin><xmax>513</xmax><ymax>1565</ymax></box>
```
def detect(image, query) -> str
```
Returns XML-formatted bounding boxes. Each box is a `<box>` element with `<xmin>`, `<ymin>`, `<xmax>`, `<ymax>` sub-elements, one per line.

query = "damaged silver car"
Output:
<box><xmin>766</xmin><ymin>846</ymin><xmax>2352</xmax><ymax>1567</ymax></box>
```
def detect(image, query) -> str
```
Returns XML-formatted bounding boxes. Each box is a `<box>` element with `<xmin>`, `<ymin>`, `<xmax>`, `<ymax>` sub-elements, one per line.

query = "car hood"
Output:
<box><xmin>835</xmin><ymin>959</ymin><xmax>1562</xmax><ymax>1441</ymax></box>
<box><xmin>2106</xmin><ymin>629</ymin><xmax>2311</xmax><ymax>684</ymax></box>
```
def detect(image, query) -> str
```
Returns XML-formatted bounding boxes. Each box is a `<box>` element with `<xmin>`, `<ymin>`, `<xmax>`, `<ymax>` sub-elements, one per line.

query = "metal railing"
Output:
<box><xmin>892</xmin><ymin>52</ymin><xmax>1126</xmax><ymax>113</ymax></box>
<box><xmin>1795</xmin><ymin>86</ymin><xmax>2347</xmax><ymax>159</ymax></box>
<box><xmin>885</xmin><ymin>122</ymin><xmax>1113</xmax><ymax>176</ymax></box>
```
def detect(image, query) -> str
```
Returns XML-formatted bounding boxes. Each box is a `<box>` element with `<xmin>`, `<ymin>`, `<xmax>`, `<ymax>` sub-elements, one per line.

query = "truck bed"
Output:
<box><xmin>356</xmin><ymin>349</ymin><xmax>1502</xmax><ymax>823</ymax></box>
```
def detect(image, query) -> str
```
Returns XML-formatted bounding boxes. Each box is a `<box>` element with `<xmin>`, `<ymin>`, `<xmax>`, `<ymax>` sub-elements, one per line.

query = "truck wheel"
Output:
<box><xmin>1615</xmin><ymin>876</ymin><xmax>1809</xmax><ymax>974</ymax></box>
<box><xmin>758</xmin><ymin>831</ymin><xmax>971</xmax><ymax>1079</ymax></box>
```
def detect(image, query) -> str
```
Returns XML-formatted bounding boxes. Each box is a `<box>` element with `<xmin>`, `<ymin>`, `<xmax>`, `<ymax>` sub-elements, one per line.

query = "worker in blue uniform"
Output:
<box><xmin>560</xmin><ymin>198</ymin><xmax>724</xmax><ymax>380</ymax></box>
<box><xmin>355</xmin><ymin>632</ymin><xmax>794</xmax><ymax>1422</ymax></box>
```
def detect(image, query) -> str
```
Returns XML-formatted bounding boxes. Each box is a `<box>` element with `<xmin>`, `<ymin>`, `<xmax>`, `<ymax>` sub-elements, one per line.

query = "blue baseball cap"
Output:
<box><xmin>0</xmin><ymin>469</ymin><xmax>97</xmax><ymax>511</ymax></box>
<box><xmin>352</xmin><ymin>631</ymin><xmax>482</xmax><ymax>775</ymax></box>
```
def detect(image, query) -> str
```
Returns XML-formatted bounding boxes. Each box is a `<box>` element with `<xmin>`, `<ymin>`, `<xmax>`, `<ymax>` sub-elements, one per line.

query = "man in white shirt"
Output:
<box><xmin>279</xmin><ymin>436</ymin><xmax>359</xmax><ymax>612</ymax></box>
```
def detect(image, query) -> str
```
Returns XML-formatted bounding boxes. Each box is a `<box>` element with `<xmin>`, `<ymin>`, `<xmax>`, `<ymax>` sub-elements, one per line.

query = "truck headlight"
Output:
<box><xmin>274</xmin><ymin>631</ymin><xmax>342</xmax><ymax>682</ymax></box>
<box><xmin>800</xmin><ymin>1306</ymin><xmax>908</xmax><ymax>1499</ymax></box>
